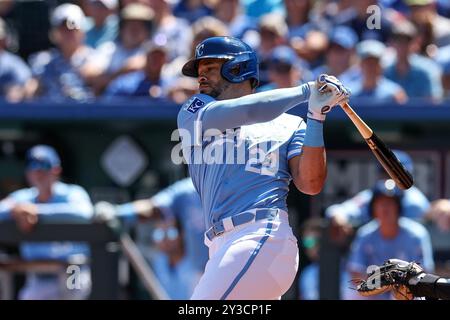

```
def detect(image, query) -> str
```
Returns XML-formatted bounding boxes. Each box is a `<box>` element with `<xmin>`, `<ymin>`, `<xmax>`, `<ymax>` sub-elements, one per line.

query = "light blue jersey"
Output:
<box><xmin>177</xmin><ymin>86</ymin><xmax>310</xmax><ymax>229</ymax></box>
<box><xmin>348</xmin><ymin>217</ymin><xmax>434</xmax><ymax>274</ymax></box>
<box><xmin>151</xmin><ymin>178</ymin><xmax>208</xmax><ymax>273</ymax></box>
<box><xmin>325</xmin><ymin>185</ymin><xmax>429</xmax><ymax>226</ymax></box>
<box><xmin>0</xmin><ymin>181</ymin><xmax>94</xmax><ymax>261</ymax></box>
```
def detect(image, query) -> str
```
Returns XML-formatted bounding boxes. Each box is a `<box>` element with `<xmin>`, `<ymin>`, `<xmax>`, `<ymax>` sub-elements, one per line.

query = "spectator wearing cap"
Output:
<box><xmin>149</xmin><ymin>0</ymin><xmax>193</xmax><ymax>62</ymax></box>
<box><xmin>0</xmin><ymin>145</ymin><xmax>93</xmax><ymax>299</ymax></box>
<box><xmin>257</xmin><ymin>45</ymin><xmax>309</xmax><ymax>92</ymax></box>
<box><xmin>346</xmin><ymin>179</ymin><xmax>434</xmax><ymax>300</ymax></box>
<box><xmin>0</xmin><ymin>17</ymin><xmax>31</xmax><ymax>103</ymax></box>
<box><xmin>349</xmin><ymin>39</ymin><xmax>407</xmax><ymax>104</ymax></box>
<box><xmin>406</xmin><ymin>0</ymin><xmax>450</xmax><ymax>48</ymax></box>
<box><xmin>332</xmin><ymin>0</ymin><xmax>393</xmax><ymax>43</ymax></box>
<box><xmin>88</xmin><ymin>3</ymin><xmax>155</xmax><ymax>95</ymax></box>
<box><xmin>210</xmin><ymin>0</ymin><xmax>257</xmax><ymax>41</ymax></box>
<box><xmin>312</xmin><ymin>26</ymin><xmax>360</xmax><ymax>88</ymax></box>
<box><xmin>257</xmin><ymin>12</ymin><xmax>289</xmax><ymax>86</ymax></box>
<box><xmin>384</xmin><ymin>20</ymin><xmax>438</xmax><ymax>100</ymax></box>
<box><xmin>104</xmin><ymin>41</ymin><xmax>173</xmax><ymax>98</ymax></box>
<box><xmin>173</xmin><ymin>0</ymin><xmax>213</xmax><ymax>24</ymax></box>
<box><xmin>25</xmin><ymin>3</ymin><xmax>101</xmax><ymax>102</ymax></box>
<box><xmin>83</xmin><ymin>0</ymin><xmax>119</xmax><ymax>48</ymax></box>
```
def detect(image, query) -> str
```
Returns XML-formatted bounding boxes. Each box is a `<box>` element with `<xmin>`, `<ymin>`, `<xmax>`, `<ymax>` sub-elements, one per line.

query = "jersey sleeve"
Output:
<box><xmin>287</xmin><ymin>120</ymin><xmax>307</xmax><ymax>160</ymax></box>
<box><xmin>177</xmin><ymin>93</ymin><xmax>217</xmax><ymax>148</ymax></box>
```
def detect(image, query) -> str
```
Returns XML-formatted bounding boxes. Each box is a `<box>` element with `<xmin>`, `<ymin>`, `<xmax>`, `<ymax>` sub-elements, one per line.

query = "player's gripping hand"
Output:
<box><xmin>307</xmin><ymin>74</ymin><xmax>350</xmax><ymax>121</ymax></box>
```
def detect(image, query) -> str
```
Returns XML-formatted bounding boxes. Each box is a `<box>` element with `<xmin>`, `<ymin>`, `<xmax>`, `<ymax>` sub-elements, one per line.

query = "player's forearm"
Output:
<box><xmin>116</xmin><ymin>199</ymin><xmax>160</xmax><ymax>222</ymax></box>
<box><xmin>291</xmin><ymin>119</ymin><xmax>327</xmax><ymax>194</ymax></box>
<box><xmin>294</xmin><ymin>146</ymin><xmax>326</xmax><ymax>195</ymax></box>
<box><xmin>202</xmin><ymin>84</ymin><xmax>310</xmax><ymax>133</ymax></box>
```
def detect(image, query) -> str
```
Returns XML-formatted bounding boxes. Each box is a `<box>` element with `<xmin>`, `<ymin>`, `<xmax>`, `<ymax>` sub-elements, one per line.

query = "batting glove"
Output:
<box><xmin>307</xmin><ymin>74</ymin><xmax>350</xmax><ymax>121</ymax></box>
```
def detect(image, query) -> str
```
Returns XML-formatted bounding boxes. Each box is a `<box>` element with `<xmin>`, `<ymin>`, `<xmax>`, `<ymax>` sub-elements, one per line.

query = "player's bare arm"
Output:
<box><xmin>288</xmin><ymin>147</ymin><xmax>326</xmax><ymax>195</ymax></box>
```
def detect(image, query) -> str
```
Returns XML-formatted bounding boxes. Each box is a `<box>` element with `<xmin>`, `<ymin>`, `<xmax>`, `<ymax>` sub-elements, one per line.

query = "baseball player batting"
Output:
<box><xmin>177</xmin><ymin>36</ymin><xmax>350</xmax><ymax>300</ymax></box>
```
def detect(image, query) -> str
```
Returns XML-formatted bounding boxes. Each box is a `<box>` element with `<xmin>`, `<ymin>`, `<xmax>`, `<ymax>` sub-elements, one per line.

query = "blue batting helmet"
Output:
<box><xmin>182</xmin><ymin>36</ymin><xmax>259</xmax><ymax>87</ymax></box>
<box><xmin>369</xmin><ymin>179</ymin><xmax>404</xmax><ymax>217</ymax></box>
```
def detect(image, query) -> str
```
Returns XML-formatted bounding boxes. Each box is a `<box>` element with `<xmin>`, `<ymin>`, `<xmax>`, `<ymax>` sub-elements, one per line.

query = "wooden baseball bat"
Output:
<box><xmin>340</xmin><ymin>102</ymin><xmax>414</xmax><ymax>190</ymax></box>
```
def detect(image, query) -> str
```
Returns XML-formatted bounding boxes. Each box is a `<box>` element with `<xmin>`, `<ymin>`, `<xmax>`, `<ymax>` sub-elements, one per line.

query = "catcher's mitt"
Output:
<box><xmin>355</xmin><ymin>259</ymin><xmax>425</xmax><ymax>300</ymax></box>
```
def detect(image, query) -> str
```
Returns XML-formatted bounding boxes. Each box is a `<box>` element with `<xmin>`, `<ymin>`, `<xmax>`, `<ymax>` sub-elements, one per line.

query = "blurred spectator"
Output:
<box><xmin>242</xmin><ymin>0</ymin><xmax>284</xmax><ymax>19</ymax></box>
<box><xmin>149</xmin><ymin>0</ymin><xmax>193</xmax><ymax>62</ymax></box>
<box><xmin>257</xmin><ymin>45</ymin><xmax>308</xmax><ymax>92</ymax></box>
<box><xmin>190</xmin><ymin>16</ymin><xmax>229</xmax><ymax>55</ymax></box>
<box><xmin>313</xmin><ymin>26</ymin><xmax>360</xmax><ymax>87</ymax></box>
<box><xmin>95</xmin><ymin>177</ymin><xmax>208</xmax><ymax>295</ymax></box>
<box><xmin>25</xmin><ymin>3</ymin><xmax>100</xmax><ymax>102</ymax></box>
<box><xmin>425</xmin><ymin>199</ymin><xmax>450</xmax><ymax>232</ymax></box>
<box><xmin>163</xmin><ymin>16</ymin><xmax>229</xmax><ymax>83</ymax></box>
<box><xmin>284</xmin><ymin>0</ymin><xmax>328</xmax><ymax>40</ymax></box>
<box><xmin>326</xmin><ymin>151</ymin><xmax>429</xmax><ymax>244</ymax></box>
<box><xmin>0</xmin><ymin>145</ymin><xmax>93</xmax><ymax>299</ymax></box>
<box><xmin>173</xmin><ymin>0</ymin><xmax>213</xmax><ymax>24</ymax></box>
<box><xmin>297</xmin><ymin>218</ymin><xmax>352</xmax><ymax>300</ymax></box>
<box><xmin>405</xmin><ymin>0</ymin><xmax>450</xmax><ymax>48</ymax></box>
<box><xmin>346</xmin><ymin>179</ymin><xmax>434</xmax><ymax>300</ymax></box>
<box><xmin>167</xmin><ymin>77</ymin><xmax>198</xmax><ymax>104</ymax></box>
<box><xmin>384</xmin><ymin>20</ymin><xmax>436</xmax><ymax>100</ymax></box>
<box><xmin>333</xmin><ymin>0</ymin><xmax>393</xmax><ymax>42</ymax></box>
<box><xmin>210</xmin><ymin>0</ymin><xmax>257</xmax><ymax>41</ymax></box>
<box><xmin>290</xmin><ymin>29</ymin><xmax>328</xmax><ymax>70</ymax></box>
<box><xmin>0</xmin><ymin>0</ymin><xmax>53</xmax><ymax>60</ymax></box>
<box><xmin>257</xmin><ymin>12</ymin><xmax>288</xmax><ymax>86</ymax></box>
<box><xmin>0</xmin><ymin>17</ymin><xmax>31</xmax><ymax>103</ymax></box>
<box><xmin>150</xmin><ymin>216</ymin><xmax>198</xmax><ymax>299</ymax></box>
<box><xmin>350</xmin><ymin>39</ymin><xmax>407</xmax><ymax>104</ymax></box>
<box><xmin>104</xmin><ymin>40</ymin><xmax>173</xmax><ymax>98</ymax></box>
<box><xmin>437</xmin><ymin>45</ymin><xmax>450</xmax><ymax>98</ymax></box>
<box><xmin>90</xmin><ymin>3</ymin><xmax>154</xmax><ymax>95</ymax></box>
<box><xmin>83</xmin><ymin>0</ymin><xmax>119</xmax><ymax>48</ymax></box>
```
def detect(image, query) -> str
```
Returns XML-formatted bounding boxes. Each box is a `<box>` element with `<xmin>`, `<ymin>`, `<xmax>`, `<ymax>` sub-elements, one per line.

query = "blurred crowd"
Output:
<box><xmin>0</xmin><ymin>0</ymin><xmax>449</xmax><ymax>105</ymax></box>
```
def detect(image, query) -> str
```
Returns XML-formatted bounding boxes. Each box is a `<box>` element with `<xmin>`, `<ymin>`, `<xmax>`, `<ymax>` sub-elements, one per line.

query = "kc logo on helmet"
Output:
<box><xmin>196</xmin><ymin>44</ymin><xmax>204</xmax><ymax>57</ymax></box>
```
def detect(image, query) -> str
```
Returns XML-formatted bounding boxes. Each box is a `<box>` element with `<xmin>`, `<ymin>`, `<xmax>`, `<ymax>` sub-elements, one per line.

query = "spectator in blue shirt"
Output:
<box><xmin>84</xmin><ymin>0</ymin><xmax>119</xmax><ymax>49</ymax></box>
<box><xmin>104</xmin><ymin>41</ymin><xmax>173</xmax><ymax>99</ymax></box>
<box><xmin>173</xmin><ymin>0</ymin><xmax>213</xmax><ymax>24</ymax></box>
<box><xmin>347</xmin><ymin>179</ymin><xmax>434</xmax><ymax>300</ymax></box>
<box><xmin>0</xmin><ymin>17</ymin><xmax>31</xmax><ymax>103</ymax></box>
<box><xmin>0</xmin><ymin>145</ymin><xmax>94</xmax><ymax>299</ymax></box>
<box><xmin>384</xmin><ymin>20</ymin><xmax>435</xmax><ymax>100</ymax></box>
<box><xmin>350</xmin><ymin>39</ymin><xmax>407</xmax><ymax>104</ymax></box>
<box><xmin>26</xmin><ymin>3</ymin><xmax>101</xmax><ymax>102</ymax></box>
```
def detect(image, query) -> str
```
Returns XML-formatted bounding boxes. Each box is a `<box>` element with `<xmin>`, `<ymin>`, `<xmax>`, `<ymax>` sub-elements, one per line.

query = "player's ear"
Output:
<box><xmin>49</xmin><ymin>29</ymin><xmax>59</xmax><ymax>45</ymax></box>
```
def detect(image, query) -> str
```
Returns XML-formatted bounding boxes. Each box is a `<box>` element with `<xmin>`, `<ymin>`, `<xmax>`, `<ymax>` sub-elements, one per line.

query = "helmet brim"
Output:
<box><xmin>182</xmin><ymin>55</ymin><xmax>234</xmax><ymax>77</ymax></box>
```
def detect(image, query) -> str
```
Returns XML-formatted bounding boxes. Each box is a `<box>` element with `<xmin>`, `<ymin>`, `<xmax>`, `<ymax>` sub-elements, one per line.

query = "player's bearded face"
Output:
<box><xmin>197</xmin><ymin>59</ymin><xmax>231</xmax><ymax>98</ymax></box>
